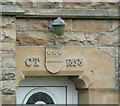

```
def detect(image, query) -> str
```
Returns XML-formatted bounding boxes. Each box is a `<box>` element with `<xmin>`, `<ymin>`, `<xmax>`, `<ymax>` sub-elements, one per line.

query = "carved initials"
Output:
<box><xmin>25</xmin><ymin>58</ymin><xmax>40</xmax><ymax>67</ymax></box>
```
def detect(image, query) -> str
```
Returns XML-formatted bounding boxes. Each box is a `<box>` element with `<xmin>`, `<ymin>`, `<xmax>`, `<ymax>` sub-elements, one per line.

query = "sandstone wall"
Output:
<box><xmin>0</xmin><ymin>1</ymin><xmax>119</xmax><ymax>105</ymax></box>
<box><xmin>0</xmin><ymin>16</ymin><xmax>16</xmax><ymax>104</ymax></box>
<box><xmin>15</xmin><ymin>16</ymin><xmax>119</xmax><ymax>105</ymax></box>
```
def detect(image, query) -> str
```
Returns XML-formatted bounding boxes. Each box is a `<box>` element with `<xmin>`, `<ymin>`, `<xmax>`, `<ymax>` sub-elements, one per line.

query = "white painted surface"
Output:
<box><xmin>16</xmin><ymin>77</ymin><xmax>78</xmax><ymax>104</ymax></box>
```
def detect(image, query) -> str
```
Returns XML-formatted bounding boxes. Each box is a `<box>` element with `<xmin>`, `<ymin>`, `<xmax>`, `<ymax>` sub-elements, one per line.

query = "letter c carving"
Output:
<box><xmin>25</xmin><ymin>58</ymin><xmax>32</xmax><ymax>67</ymax></box>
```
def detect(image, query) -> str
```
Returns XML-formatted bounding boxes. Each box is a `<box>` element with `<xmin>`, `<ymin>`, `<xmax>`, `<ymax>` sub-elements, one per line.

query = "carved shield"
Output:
<box><xmin>45</xmin><ymin>46</ymin><xmax>63</xmax><ymax>74</ymax></box>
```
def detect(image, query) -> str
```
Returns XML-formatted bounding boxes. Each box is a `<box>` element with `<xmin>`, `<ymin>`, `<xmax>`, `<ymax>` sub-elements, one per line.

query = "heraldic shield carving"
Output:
<box><xmin>45</xmin><ymin>46</ymin><xmax>63</xmax><ymax>74</ymax></box>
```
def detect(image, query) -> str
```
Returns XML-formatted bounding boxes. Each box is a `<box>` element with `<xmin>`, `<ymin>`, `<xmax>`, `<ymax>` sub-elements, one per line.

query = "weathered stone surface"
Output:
<box><xmin>63</xmin><ymin>0</ymin><xmax>118</xmax><ymax>3</ymax></box>
<box><xmin>2</xmin><ymin>43</ymin><xmax>15</xmax><ymax>52</ymax></box>
<box><xmin>84</xmin><ymin>32</ymin><xmax>99</xmax><ymax>46</ymax></box>
<box><xmin>97</xmin><ymin>47</ymin><xmax>115</xmax><ymax>58</ymax></box>
<box><xmin>63</xmin><ymin>2</ymin><xmax>92</xmax><ymax>9</ymax></box>
<box><xmin>91</xmin><ymin>2</ymin><xmax>118</xmax><ymax>9</ymax></box>
<box><xmin>28</xmin><ymin>19</ymin><xmax>48</xmax><ymax>31</ymax></box>
<box><xmin>0</xmin><ymin>52</ymin><xmax>1</xmax><ymax>68</ymax></box>
<box><xmin>0</xmin><ymin>69</ymin><xmax>2</xmax><ymax>81</ymax></box>
<box><xmin>16</xmin><ymin>2</ymin><xmax>33</xmax><ymax>7</ymax></box>
<box><xmin>16</xmin><ymin>18</ymin><xmax>27</xmax><ymax>31</ymax></box>
<box><xmin>115</xmin><ymin>47</ymin><xmax>120</xmax><ymax>58</ymax></box>
<box><xmin>1</xmin><ymin>28</ymin><xmax>16</xmax><ymax>43</ymax></box>
<box><xmin>16</xmin><ymin>32</ymin><xmax>47</xmax><ymax>46</ymax></box>
<box><xmin>2</xmin><ymin>54</ymin><xmax>15</xmax><ymax>68</ymax></box>
<box><xmin>2</xmin><ymin>95</ymin><xmax>16</xmax><ymax>104</ymax></box>
<box><xmin>64</xmin><ymin>32</ymin><xmax>99</xmax><ymax>46</ymax></box>
<box><xmin>1</xmin><ymin>4</ymin><xmax>25</xmax><ymax>15</ymax></box>
<box><xmin>118</xmin><ymin>58</ymin><xmax>120</xmax><ymax>68</ymax></box>
<box><xmin>65</xmin><ymin>19</ymin><xmax>72</xmax><ymax>31</ymax></box>
<box><xmin>73</xmin><ymin>20</ymin><xmax>108</xmax><ymax>31</ymax></box>
<box><xmin>0</xmin><ymin>16</ymin><xmax>15</xmax><ymax>28</ymax></box>
<box><xmin>0</xmin><ymin>95</ymin><xmax>2</xmax><ymax>106</ymax></box>
<box><xmin>2</xmin><ymin>80</ymin><xmax>16</xmax><ymax>95</ymax></box>
<box><xmin>20</xmin><ymin>8</ymin><xmax>119</xmax><ymax>19</ymax></box>
<box><xmin>107</xmin><ymin>9</ymin><xmax>119</xmax><ymax>17</ymax></box>
<box><xmin>115</xmin><ymin>57</ymin><xmax>119</xmax><ymax>69</ymax></box>
<box><xmin>2</xmin><ymin>69</ymin><xmax>15</xmax><ymax>80</ymax></box>
<box><xmin>29</xmin><ymin>31</ymin><xmax>54</xmax><ymax>42</ymax></box>
<box><xmin>35</xmin><ymin>2</ymin><xmax>63</xmax><ymax>8</ymax></box>
<box><xmin>16</xmin><ymin>0</ymin><xmax>63</xmax><ymax>9</ymax></box>
<box><xmin>0</xmin><ymin>44</ymin><xmax>2</xmax><ymax>54</ymax></box>
<box><xmin>99</xmin><ymin>30</ymin><xmax>119</xmax><ymax>46</ymax></box>
<box><xmin>1</xmin><ymin>0</ymin><xmax>15</xmax><ymax>4</ymax></box>
<box><xmin>63</xmin><ymin>32</ymin><xmax>85</xmax><ymax>45</ymax></box>
<box><xmin>16</xmin><ymin>31</ymin><xmax>100</xmax><ymax>46</ymax></box>
<box><xmin>16</xmin><ymin>2</ymin><xmax>118</xmax><ymax>9</ymax></box>
<box><xmin>108</xmin><ymin>20</ymin><xmax>119</xmax><ymax>32</ymax></box>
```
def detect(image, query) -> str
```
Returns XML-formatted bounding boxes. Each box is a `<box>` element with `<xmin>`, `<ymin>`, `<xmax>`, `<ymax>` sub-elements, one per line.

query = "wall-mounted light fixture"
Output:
<box><xmin>48</xmin><ymin>17</ymin><xmax>65</xmax><ymax>36</ymax></box>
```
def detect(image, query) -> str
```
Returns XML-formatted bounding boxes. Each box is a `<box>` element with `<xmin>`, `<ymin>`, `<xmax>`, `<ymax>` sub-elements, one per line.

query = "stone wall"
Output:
<box><xmin>0</xmin><ymin>1</ymin><xmax>119</xmax><ymax>105</ymax></box>
<box><xmin>0</xmin><ymin>16</ymin><xmax>16</xmax><ymax>104</ymax></box>
<box><xmin>15</xmin><ymin>16</ymin><xmax>119</xmax><ymax>104</ymax></box>
<box><xmin>16</xmin><ymin>19</ymin><xmax>119</xmax><ymax>47</ymax></box>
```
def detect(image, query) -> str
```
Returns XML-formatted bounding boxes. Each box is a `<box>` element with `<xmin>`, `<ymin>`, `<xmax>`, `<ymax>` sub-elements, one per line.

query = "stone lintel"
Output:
<box><xmin>16</xmin><ymin>47</ymin><xmax>115</xmax><ymax>89</ymax></box>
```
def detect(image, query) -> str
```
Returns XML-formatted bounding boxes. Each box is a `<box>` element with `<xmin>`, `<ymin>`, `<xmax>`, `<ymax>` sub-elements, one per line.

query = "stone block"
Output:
<box><xmin>1</xmin><ymin>28</ymin><xmax>16</xmax><ymax>43</ymax></box>
<box><xmin>65</xmin><ymin>19</ymin><xmax>72</xmax><ymax>31</ymax></box>
<box><xmin>64</xmin><ymin>32</ymin><xmax>99</xmax><ymax>46</ymax></box>
<box><xmin>2</xmin><ymin>43</ymin><xmax>15</xmax><ymax>53</ymax></box>
<box><xmin>2</xmin><ymin>54</ymin><xmax>15</xmax><ymax>68</ymax></box>
<box><xmin>0</xmin><ymin>16</ymin><xmax>15</xmax><ymax>28</ymax></box>
<box><xmin>16</xmin><ymin>0</ymin><xmax>64</xmax><ymax>8</ymax></box>
<box><xmin>73</xmin><ymin>20</ymin><xmax>108</xmax><ymax>31</ymax></box>
<box><xmin>28</xmin><ymin>31</ymin><xmax>54</xmax><ymax>42</ymax></box>
<box><xmin>2</xmin><ymin>80</ymin><xmax>16</xmax><ymax>95</ymax></box>
<box><xmin>16</xmin><ymin>2</ymin><xmax>33</xmax><ymax>7</ymax></box>
<box><xmin>2</xmin><ymin>69</ymin><xmax>15</xmax><ymax>80</ymax></box>
<box><xmin>108</xmin><ymin>20</ymin><xmax>119</xmax><ymax>31</ymax></box>
<box><xmin>16</xmin><ymin>32</ymin><xmax>48</xmax><ymax>46</ymax></box>
<box><xmin>99</xmin><ymin>31</ymin><xmax>118</xmax><ymax>46</ymax></box>
<box><xmin>63</xmin><ymin>2</ymin><xmax>91</xmax><ymax>9</ymax></box>
<box><xmin>2</xmin><ymin>95</ymin><xmax>16</xmax><ymax>104</ymax></box>
<box><xmin>28</xmin><ymin>19</ymin><xmax>48</xmax><ymax>31</ymax></box>
<box><xmin>97</xmin><ymin>47</ymin><xmax>115</xmax><ymax>58</ymax></box>
<box><xmin>63</xmin><ymin>31</ymin><xmax>85</xmax><ymax>46</ymax></box>
<box><xmin>34</xmin><ymin>2</ymin><xmax>63</xmax><ymax>8</ymax></box>
<box><xmin>16</xmin><ymin>19</ymin><xmax>27</xmax><ymax>31</ymax></box>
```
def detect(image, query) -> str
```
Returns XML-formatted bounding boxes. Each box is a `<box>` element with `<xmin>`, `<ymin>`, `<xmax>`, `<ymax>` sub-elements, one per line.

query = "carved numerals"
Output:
<box><xmin>66</xmin><ymin>59</ymin><xmax>82</xmax><ymax>67</ymax></box>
